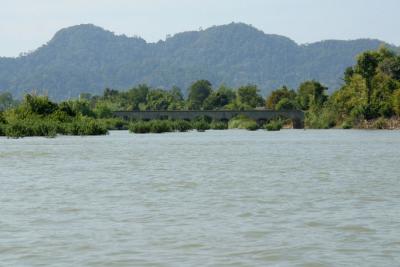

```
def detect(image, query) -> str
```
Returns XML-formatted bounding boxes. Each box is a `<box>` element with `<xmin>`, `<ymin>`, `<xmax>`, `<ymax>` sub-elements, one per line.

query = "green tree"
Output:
<box><xmin>266</xmin><ymin>86</ymin><xmax>297</xmax><ymax>110</ymax></box>
<box><xmin>296</xmin><ymin>80</ymin><xmax>328</xmax><ymax>110</ymax></box>
<box><xmin>188</xmin><ymin>80</ymin><xmax>212</xmax><ymax>110</ymax></box>
<box><xmin>203</xmin><ymin>85</ymin><xmax>236</xmax><ymax>110</ymax></box>
<box><xmin>236</xmin><ymin>84</ymin><xmax>264</xmax><ymax>109</ymax></box>
<box><xmin>393</xmin><ymin>89</ymin><xmax>400</xmax><ymax>116</ymax></box>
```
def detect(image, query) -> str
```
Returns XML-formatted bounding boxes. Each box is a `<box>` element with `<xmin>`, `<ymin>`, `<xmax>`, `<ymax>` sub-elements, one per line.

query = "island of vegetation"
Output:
<box><xmin>0</xmin><ymin>47</ymin><xmax>399</xmax><ymax>138</ymax></box>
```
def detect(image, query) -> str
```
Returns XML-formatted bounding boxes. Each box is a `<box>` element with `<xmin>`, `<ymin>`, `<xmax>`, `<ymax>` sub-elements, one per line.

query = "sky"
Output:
<box><xmin>1</xmin><ymin>0</ymin><xmax>399</xmax><ymax>57</ymax></box>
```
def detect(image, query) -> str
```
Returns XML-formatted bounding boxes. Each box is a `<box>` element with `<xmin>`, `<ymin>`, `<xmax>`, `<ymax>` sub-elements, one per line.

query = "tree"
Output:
<box><xmin>296</xmin><ymin>80</ymin><xmax>328</xmax><ymax>110</ymax></box>
<box><xmin>126</xmin><ymin>84</ymin><xmax>150</xmax><ymax>110</ymax></box>
<box><xmin>203</xmin><ymin>85</ymin><xmax>236</xmax><ymax>110</ymax></box>
<box><xmin>266</xmin><ymin>86</ymin><xmax>297</xmax><ymax>110</ymax></box>
<box><xmin>236</xmin><ymin>84</ymin><xmax>264</xmax><ymax>109</ymax></box>
<box><xmin>330</xmin><ymin>74</ymin><xmax>368</xmax><ymax>122</ymax></box>
<box><xmin>393</xmin><ymin>89</ymin><xmax>400</xmax><ymax>116</ymax></box>
<box><xmin>188</xmin><ymin>80</ymin><xmax>212</xmax><ymax>110</ymax></box>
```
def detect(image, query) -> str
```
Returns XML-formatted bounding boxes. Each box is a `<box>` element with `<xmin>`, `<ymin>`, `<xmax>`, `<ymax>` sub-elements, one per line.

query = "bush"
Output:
<box><xmin>149</xmin><ymin>120</ymin><xmax>172</xmax><ymax>133</ymax></box>
<box><xmin>0</xmin><ymin>124</ymin><xmax>6</xmax><ymax>136</ymax></box>
<box><xmin>129</xmin><ymin>121</ymin><xmax>151</xmax><ymax>133</ymax></box>
<box><xmin>245</xmin><ymin>121</ymin><xmax>259</xmax><ymax>131</ymax></box>
<box><xmin>61</xmin><ymin>118</ymin><xmax>108</xmax><ymax>136</ymax></box>
<box><xmin>100</xmin><ymin>118</ymin><xmax>128</xmax><ymax>130</ymax></box>
<box><xmin>210</xmin><ymin>120</ymin><xmax>228</xmax><ymax>130</ymax></box>
<box><xmin>4</xmin><ymin>119</ymin><xmax>58</xmax><ymax>138</ymax></box>
<box><xmin>172</xmin><ymin>120</ymin><xmax>192</xmax><ymax>132</ymax></box>
<box><xmin>192</xmin><ymin>120</ymin><xmax>210</xmax><ymax>132</ymax></box>
<box><xmin>4</xmin><ymin>121</ymin><xmax>32</xmax><ymax>138</ymax></box>
<box><xmin>341</xmin><ymin>120</ymin><xmax>353</xmax><ymax>129</ymax></box>
<box><xmin>373</xmin><ymin>117</ymin><xmax>387</xmax><ymax>129</ymax></box>
<box><xmin>264</xmin><ymin>120</ymin><xmax>283</xmax><ymax>131</ymax></box>
<box><xmin>228</xmin><ymin>115</ymin><xmax>258</xmax><ymax>130</ymax></box>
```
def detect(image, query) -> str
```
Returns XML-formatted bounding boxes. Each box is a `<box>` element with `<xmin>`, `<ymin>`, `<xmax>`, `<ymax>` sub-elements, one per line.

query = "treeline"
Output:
<box><xmin>267</xmin><ymin>46</ymin><xmax>400</xmax><ymax>128</ymax></box>
<box><xmin>1</xmin><ymin>47</ymin><xmax>400</xmax><ymax>137</ymax></box>
<box><xmin>0</xmin><ymin>92</ymin><xmax>282</xmax><ymax>138</ymax></box>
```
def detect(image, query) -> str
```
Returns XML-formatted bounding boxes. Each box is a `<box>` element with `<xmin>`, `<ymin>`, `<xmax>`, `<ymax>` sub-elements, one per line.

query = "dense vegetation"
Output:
<box><xmin>1</xmin><ymin>47</ymin><xmax>399</xmax><ymax>137</ymax></box>
<box><xmin>0</xmin><ymin>23</ymin><xmax>391</xmax><ymax>100</ymax></box>
<box><xmin>0</xmin><ymin>95</ymin><xmax>109</xmax><ymax>138</ymax></box>
<box><xmin>265</xmin><ymin>46</ymin><xmax>400</xmax><ymax>129</ymax></box>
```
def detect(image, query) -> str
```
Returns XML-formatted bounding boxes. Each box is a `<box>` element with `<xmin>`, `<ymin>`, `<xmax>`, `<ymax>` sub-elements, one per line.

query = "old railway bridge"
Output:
<box><xmin>113</xmin><ymin>110</ymin><xmax>305</xmax><ymax>129</ymax></box>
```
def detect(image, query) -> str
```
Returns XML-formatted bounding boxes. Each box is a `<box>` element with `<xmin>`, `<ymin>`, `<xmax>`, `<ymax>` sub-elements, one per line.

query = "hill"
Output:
<box><xmin>0</xmin><ymin>23</ymin><xmax>392</xmax><ymax>100</ymax></box>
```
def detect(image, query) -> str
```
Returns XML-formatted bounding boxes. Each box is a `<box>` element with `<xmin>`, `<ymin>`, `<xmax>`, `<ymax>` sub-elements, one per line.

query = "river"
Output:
<box><xmin>1</xmin><ymin>130</ymin><xmax>399</xmax><ymax>266</ymax></box>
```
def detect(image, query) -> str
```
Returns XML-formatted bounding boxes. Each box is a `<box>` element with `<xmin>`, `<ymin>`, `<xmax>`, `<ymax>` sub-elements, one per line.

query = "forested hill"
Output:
<box><xmin>0</xmin><ymin>23</ymin><xmax>393</xmax><ymax>100</ymax></box>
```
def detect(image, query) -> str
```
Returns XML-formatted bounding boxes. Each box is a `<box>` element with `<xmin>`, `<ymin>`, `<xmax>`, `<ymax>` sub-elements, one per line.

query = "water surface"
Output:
<box><xmin>1</xmin><ymin>130</ymin><xmax>400</xmax><ymax>266</ymax></box>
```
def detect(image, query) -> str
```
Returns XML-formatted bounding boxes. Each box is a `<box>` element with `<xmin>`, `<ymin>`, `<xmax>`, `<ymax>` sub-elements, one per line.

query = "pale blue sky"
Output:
<box><xmin>1</xmin><ymin>0</ymin><xmax>399</xmax><ymax>57</ymax></box>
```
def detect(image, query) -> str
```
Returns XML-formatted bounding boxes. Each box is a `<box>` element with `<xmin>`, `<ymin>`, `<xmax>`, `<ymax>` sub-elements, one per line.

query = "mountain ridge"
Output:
<box><xmin>0</xmin><ymin>22</ymin><xmax>394</xmax><ymax>100</ymax></box>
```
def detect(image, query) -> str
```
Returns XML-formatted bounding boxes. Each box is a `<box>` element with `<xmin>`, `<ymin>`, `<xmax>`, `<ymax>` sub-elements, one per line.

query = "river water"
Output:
<box><xmin>0</xmin><ymin>130</ymin><xmax>399</xmax><ymax>266</ymax></box>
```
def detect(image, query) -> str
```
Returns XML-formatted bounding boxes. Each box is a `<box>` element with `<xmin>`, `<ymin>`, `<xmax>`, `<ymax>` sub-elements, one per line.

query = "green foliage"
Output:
<box><xmin>210</xmin><ymin>120</ymin><xmax>228</xmax><ymax>130</ymax></box>
<box><xmin>264</xmin><ymin>120</ymin><xmax>283</xmax><ymax>131</ymax></box>
<box><xmin>266</xmin><ymin>86</ymin><xmax>297</xmax><ymax>110</ymax></box>
<box><xmin>203</xmin><ymin>85</ymin><xmax>236</xmax><ymax>110</ymax></box>
<box><xmin>393</xmin><ymin>89</ymin><xmax>400</xmax><ymax>116</ymax></box>
<box><xmin>228</xmin><ymin>115</ymin><xmax>259</xmax><ymax>130</ymax></box>
<box><xmin>61</xmin><ymin>118</ymin><xmax>108</xmax><ymax>136</ymax></box>
<box><xmin>296</xmin><ymin>80</ymin><xmax>328</xmax><ymax>110</ymax></box>
<box><xmin>172</xmin><ymin>120</ymin><xmax>192</xmax><ymax>132</ymax></box>
<box><xmin>373</xmin><ymin>117</ymin><xmax>388</xmax><ymax>129</ymax></box>
<box><xmin>128</xmin><ymin>121</ymin><xmax>152</xmax><ymax>134</ymax></box>
<box><xmin>236</xmin><ymin>85</ymin><xmax>264</xmax><ymax>108</ymax></box>
<box><xmin>192</xmin><ymin>120</ymin><xmax>210</xmax><ymax>132</ymax></box>
<box><xmin>22</xmin><ymin>94</ymin><xmax>58</xmax><ymax>116</ymax></box>
<box><xmin>341</xmin><ymin>120</ymin><xmax>353</xmax><ymax>129</ymax></box>
<box><xmin>188</xmin><ymin>80</ymin><xmax>212</xmax><ymax>110</ymax></box>
<box><xmin>0</xmin><ymin>123</ymin><xmax>6</xmax><ymax>136</ymax></box>
<box><xmin>275</xmin><ymin>98</ymin><xmax>299</xmax><ymax>111</ymax></box>
<box><xmin>100</xmin><ymin>118</ymin><xmax>128</xmax><ymax>130</ymax></box>
<box><xmin>149</xmin><ymin>120</ymin><xmax>172</xmax><ymax>133</ymax></box>
<box><xmin>5</xmin><ymin>119</ymin><xmax>57</xmax><ymax>138</ymax></box>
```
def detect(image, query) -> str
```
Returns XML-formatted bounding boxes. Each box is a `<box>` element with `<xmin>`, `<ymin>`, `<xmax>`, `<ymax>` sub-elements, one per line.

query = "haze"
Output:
<box><xmin>1</xmin><ymin>0</ymin><xmax>399</xmax><ymax>57</ymax></box>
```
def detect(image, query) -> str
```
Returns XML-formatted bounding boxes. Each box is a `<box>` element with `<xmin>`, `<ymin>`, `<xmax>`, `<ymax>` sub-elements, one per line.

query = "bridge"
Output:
<box><xmin>113</xmin><ymin>110</ymin><xmax>305</xmax><ymax>129</ymax></box>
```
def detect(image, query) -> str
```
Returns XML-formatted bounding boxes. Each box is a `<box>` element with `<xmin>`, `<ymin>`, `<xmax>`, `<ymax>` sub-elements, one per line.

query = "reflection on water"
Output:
<box><xmin>0</xmin><ymin>130</ymin><xmax>400</xmax><ymax>266</ymax></box>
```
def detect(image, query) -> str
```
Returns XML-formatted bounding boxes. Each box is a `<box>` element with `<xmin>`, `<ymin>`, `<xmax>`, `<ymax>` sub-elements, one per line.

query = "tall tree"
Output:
<box><xmin>236</xmin><ymin>85</ymin><xmax>264</xmax><ymax>109</ymax></box>
<box><xmin>188</xmin><ymin>80</ymin><xmax>212</xmax><ymax>110</ymax></box>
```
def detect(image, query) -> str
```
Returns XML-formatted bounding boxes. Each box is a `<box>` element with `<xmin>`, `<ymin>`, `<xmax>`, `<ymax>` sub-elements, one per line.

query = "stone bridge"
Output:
<box><xmin>113</xmin><ymin>110</ymin><xmax>305</xmax><ymax>129</ymax></box>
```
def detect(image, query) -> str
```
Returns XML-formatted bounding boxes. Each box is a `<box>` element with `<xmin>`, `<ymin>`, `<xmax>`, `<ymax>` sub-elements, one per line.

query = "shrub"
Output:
<box><xmin>245</xmin><ymin>121</ymin><xmax>259</xmax><ymax>131</ymax></box>
<box><xmin>0</xmin><ymin>124</ymin><xmax>6</xmax><ymax>136</ymax></box>
<box><xmin>4</xmin><ymin>119</ymin><xmax>59</xmax><ymax>138</ymax></box>
<box><xmin>373</xmin><ymin>117</ymin><xmax>387</xmax><ymax>129</ymax></box>
<box><xmin>264</xmin><ymin>120</ymin><xmax>283</xmax><ymax>131</ymax></box>
<box><xmin>341</xmin><ymin>120</ymin><xmax>353</xmax><ymax>129</ymax></box>
<box><xmin>192</xmin><ymin>120</ymin><xmax>210</xmax><ymax>132</ymax></box>
<box><xmin>5</xmin><ymin>121</ymin><xmax>31</xmax><ymax>138</ymax></box>
<box><xmin>129</xmin><ymin>121</ymin><xmax>151</xmax><ymax>134</ymax></box>
<box><xmin>149</xmin><ymin>120</ymin><xmax>172</xmax><ymax>133</ymax></box>
<box><xmin>61</xmin><ymin>118</ymin><xmax>108</xmax><ymax>135</ymax></box>
<box><xmin>228</xmin><ymin>115</ymin><xmax>258</xmax><ymax>130</ymax></box>
<box><xmin>172</xmin><ymin>120</ymin><xmax>192</xmax><ymax>132</ymax></box>
<box><xmin>100</xmin><ymin>118</ymin><xmax>128</xmax><ymax>130</ymax></box>
<box><xmin>210</xmin><ymin>120</ymin><xmax>228</xmax><ymax>130</ymax></box>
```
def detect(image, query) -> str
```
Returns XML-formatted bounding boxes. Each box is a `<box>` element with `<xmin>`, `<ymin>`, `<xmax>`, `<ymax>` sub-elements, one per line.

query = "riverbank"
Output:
<box><xmin>354</xmin><ymin>117</ymin><xmax>400</xmax><ymax>130</ymax></box>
